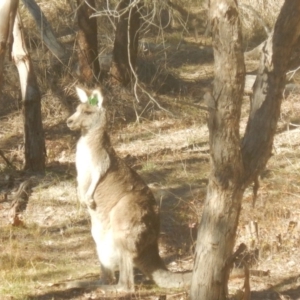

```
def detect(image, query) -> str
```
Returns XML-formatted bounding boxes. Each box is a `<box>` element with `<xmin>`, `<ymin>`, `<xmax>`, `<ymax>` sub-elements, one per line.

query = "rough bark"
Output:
<box><xmin>12</xmin><ymin>12</ymin><xmax>45</xmax><ymax>172</ymax></box>
<box><xmin>191</xmin><ymin>0</ymin><xmax>245</xmax><ymax>299</ymax></box>
<box><xmin>21</xmin><ymin>0</ymin><xmax>66</xmax><ymax>60</ymax></box>
<box><xmin>76</xmin><ymin>0</ymin><xmax>100</xmax><ymax>83</ymax></box>
<box><xmin>110</xmin><ymin>0</ymin><xmax>141</xmax><ymax>86</ymax></box>
<box><xmin>242</xmin><ymin>1</ymin><xmax>300</xmax><ymax>185</ymax></box>
<box><xmin>244</xmin><ymin>31</ymin><xmax>300</xmax><ymax>72</ymax></box>
<box><xmin>191</xmin><ymin>1</ymin><xmax>300</xmax><ymax>299</ymax></box>
<box><xmin>0</xmin><ymin>0</ymin><xmax>19</xmax><ymax>91</ymax></box>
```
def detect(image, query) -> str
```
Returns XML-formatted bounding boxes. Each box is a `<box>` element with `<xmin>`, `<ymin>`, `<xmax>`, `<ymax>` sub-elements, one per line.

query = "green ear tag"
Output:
<box><xmin>88</xmin><ymin>95</ymin><xmax>98</xmax><ymax>106</ymax></box>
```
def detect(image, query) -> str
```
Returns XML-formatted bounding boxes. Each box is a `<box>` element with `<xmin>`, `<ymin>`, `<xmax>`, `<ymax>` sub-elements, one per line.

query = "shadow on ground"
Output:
<box><xmin>250</xmin><ymin>274</ymin><xmax>300</xmax><ymax>300</ymax></box>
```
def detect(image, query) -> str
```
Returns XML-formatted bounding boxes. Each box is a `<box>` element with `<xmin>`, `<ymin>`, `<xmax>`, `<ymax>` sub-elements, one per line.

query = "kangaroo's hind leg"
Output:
<box><xmin>100</xmin><ymin>264</ymin><xmax>116</xmax><ymax>284</ymax></box>
<box><xmin>65</xmin><ymin>253</ymin><xmax>134</xmax><ymax>292</ymax></box>
<box><xmin>116</xmin><ymin>251</ymin><xmax>134</xmax><ymax>292</ymax></box>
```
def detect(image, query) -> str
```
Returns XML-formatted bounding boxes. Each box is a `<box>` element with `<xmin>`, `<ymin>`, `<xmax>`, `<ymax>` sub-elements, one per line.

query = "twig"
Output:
<box><xmin>287</xmin><ymin>66</ymin><xmax>300</xmax><ymax>80</ymax></box>
<box><xmin>252</xmin><ymin>176</ymin><xmax>259</xmax><ymax>207</ymax></box>
<box><xmin>125</xmin><ymin>3</ymin><xmax>173</xmax><ymax>120</ymax></box>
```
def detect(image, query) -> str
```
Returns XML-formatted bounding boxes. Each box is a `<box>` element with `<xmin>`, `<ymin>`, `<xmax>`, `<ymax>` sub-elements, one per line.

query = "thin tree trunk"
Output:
<box><xmin>191</xmin><ymin>1</ymin><xmax>300</xmax><ymax>299</ymax></box>
<box><xmin>242</xmin><ymin>1</ymin><xmax>300</xmax><ymax>183</ymax></box>
<box><xmin>110</xmin><ymin>0</ymin><xmax>141</xmax><ymax>86</ymax></box>
<box><xmin>191</xmin><ymin>0</ymin><xmax>245</xmax><ymax>298</ymax></box>
<box><xmin>0</xmin><ymin>0</ymin><xmax>19</xmax><ymax>91</ymax></box>
<box><xmin>76</xmin><ymin>0</ymin><xmax>100</xmax><ymax>83</ymax></box>
<box><xmin>21</xmin><ymin>0</ymin><xmax>66</xmax><ymax>60</ymax></box>
<box><xmin>12</xmin><ymin>12</ymin><xmax>45</xmax><ymax>172</ymax></box>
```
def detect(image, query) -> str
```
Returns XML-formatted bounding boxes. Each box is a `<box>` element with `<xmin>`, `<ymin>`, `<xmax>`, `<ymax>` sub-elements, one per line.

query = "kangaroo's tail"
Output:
<box><xmin>135</xmin><ymin>243</ymin><xmax>191</xmax><ymax>289</ymax></box>
<box><xmin>151</xmin><ymin>267</ymin><xmax>192</xmax><ymax>289</ymax></box>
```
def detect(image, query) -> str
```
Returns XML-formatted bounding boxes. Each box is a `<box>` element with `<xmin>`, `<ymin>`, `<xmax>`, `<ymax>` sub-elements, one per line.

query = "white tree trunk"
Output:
<box><xmin>12</xmin><ymin>12</ymin><xmax>45</xmax><ymax>172</ymax></box>
<box><xmin>21</xmin><ymin>0</ymin><xmax>66</xmax><ymax>60</ymax></box>
<box><xmin>0</xmin><ymin>0</ymin><xmax>19</xmax><ymax>90</ymax></box>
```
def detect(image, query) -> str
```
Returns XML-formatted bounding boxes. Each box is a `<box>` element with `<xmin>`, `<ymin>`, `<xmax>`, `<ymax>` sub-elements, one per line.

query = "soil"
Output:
<box><xmin>1</xmin><ymin>2</ymin><xmax>300</xmax><ymax>299</ymax></box>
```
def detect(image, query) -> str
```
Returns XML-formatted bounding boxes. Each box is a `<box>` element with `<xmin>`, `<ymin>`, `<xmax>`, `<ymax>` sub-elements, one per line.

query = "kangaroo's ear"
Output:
<box><xmin>92</xmin><ymin>89</ymin><xmax>104</xmax><ymax>108</ymax></box>
<box><xmin>75</xmin><ymin>86</ymin><xmax>89</xmax><ymax>103</ymax></box>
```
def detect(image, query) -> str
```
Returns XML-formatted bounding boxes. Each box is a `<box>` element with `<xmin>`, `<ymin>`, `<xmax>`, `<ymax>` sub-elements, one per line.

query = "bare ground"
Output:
<box><xmin>1</xmin><ymin>90</ymin><xmax>300</xmax><ymax>300</ymax></box>
<box><xmin>1</xmin><ymin>2</ymin><xmax>300</xmax><ymax>297</ymax></box>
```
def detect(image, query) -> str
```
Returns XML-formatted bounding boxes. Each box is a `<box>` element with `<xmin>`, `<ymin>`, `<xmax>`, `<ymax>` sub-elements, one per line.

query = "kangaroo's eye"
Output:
<box><xmin>84</xmin><ymin>111</ymin><xmax>93</xmax><ymax>115</ymax></box>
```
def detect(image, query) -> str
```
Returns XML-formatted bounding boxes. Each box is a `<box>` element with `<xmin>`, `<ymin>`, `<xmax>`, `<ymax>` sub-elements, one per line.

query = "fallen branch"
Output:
<box><xmin>9</xmin><ymin>179</ymin><xmax>33</xmax><ymax>226</ymax></box>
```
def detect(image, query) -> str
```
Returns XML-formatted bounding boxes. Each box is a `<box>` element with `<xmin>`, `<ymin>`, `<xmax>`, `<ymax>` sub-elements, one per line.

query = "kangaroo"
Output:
<box><xmin>66</xmin><ymin>86</ymin><xmax>191</xmax><ymax>292</ymax></box>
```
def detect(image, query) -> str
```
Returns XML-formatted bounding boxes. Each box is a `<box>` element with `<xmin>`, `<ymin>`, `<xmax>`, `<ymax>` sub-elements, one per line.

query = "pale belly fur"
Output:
<box><xmin>90</xmin><ymin>213</ymin><xmax>120</xmax><ymax>271</ymax></box>
<box><xmin>76</xmin><ymin>138</ymin><xmax>119</xmax><ymax>270</ymax></box>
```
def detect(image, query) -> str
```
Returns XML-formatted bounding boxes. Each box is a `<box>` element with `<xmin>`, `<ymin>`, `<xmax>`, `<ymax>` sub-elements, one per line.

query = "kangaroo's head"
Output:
<box><xmin>67</xmin><ymin>87</ymin><xmax>106</xmax><ymax>134</ymax></box>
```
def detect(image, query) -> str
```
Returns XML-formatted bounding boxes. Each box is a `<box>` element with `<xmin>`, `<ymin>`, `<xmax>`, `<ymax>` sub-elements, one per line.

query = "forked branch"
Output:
<box><xmin>241</xmin><ymin>0</ymin><xmax>300</xmax><ymax>186</ymax></box>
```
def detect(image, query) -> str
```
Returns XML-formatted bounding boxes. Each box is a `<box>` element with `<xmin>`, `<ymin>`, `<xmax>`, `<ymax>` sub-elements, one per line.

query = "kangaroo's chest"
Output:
<box><xmin>75</xmin><ymin>138</ymin><xmax>94</xmax><ymax>195</ymax></box>
<box><xmin>76</xmin><ymin>138</ymin><xmax>93</xmax><ymax>172</ymax></box>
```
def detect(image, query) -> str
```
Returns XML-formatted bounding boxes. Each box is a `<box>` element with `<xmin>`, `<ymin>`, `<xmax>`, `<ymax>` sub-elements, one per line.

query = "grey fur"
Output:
<box><xmin>66</xmin><ymin>87</ymin><xmax>191</xmax><ymax>292</ymax></box>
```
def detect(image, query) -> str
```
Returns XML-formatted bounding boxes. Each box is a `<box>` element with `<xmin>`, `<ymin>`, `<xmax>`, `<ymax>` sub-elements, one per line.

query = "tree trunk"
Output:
<box><xmin>242</xmin><ymin>0</ymin><xmax>300</xmax><ymax>184</ymax></box>
<box><xmin>110</xmin><ymin>0</ymin><xmax>141</xmax><ymax>86</ymax></box>
<box><xmin>21</xmin><ymin>0</ymin><xmax>66</xmax><ymax>60</ymax></box>
<box><xmin>191</xmin><ymin>0</ymin><xmax>245</xmax><ymax>298</ymax></box>
<box><xmin>76</xmin><ymin>0</ymin><xmax>100</xmax><ymax>83</ymax></box>
<box><xmin>12</xmin><ymin>12</ymin><xmax>45</xmax><ymax>172</ymax></box>
<box><xmin>191</xmin><ymin>1</ymin><xmax>300</xmax><ymax>299</ymax></box>
<box><xmin>0</xmin><ymin>0</ymin><xmax>19</xmax><ymax>91</ymax></box>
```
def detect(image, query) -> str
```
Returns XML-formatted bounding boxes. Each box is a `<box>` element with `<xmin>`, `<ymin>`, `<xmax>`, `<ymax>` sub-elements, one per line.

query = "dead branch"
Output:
<box><xmin>21</xmin><ymin>0</ymin><xmax>66</xmax><ymax>60</ymax></box>
<box><xmin>9</xmin><ymin>179</ymin><xmax>33</xmax><ymax>226</ymax></box>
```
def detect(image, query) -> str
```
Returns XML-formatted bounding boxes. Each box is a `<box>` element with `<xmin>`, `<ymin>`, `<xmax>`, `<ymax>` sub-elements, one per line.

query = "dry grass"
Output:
<box><xmin>239</xmin><ymin>0</ymin><xmax>284</xmax><ymax>49</ymax></box>
<box><xmin>1</xmin><ymin>1</ymin><xmax>300</xmax><ymax>299</ymax></box>
<box><xmin>2</xmin><ymin>92</ymin><xmax>300</xmax><ymax>299</ymax></box>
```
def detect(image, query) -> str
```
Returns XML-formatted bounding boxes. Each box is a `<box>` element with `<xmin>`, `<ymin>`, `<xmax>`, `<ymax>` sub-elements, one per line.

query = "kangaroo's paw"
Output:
<box><xmin>84</xmin><ymin>195</ymin><xmax>96</xmax><ymax>209</ymax></box>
